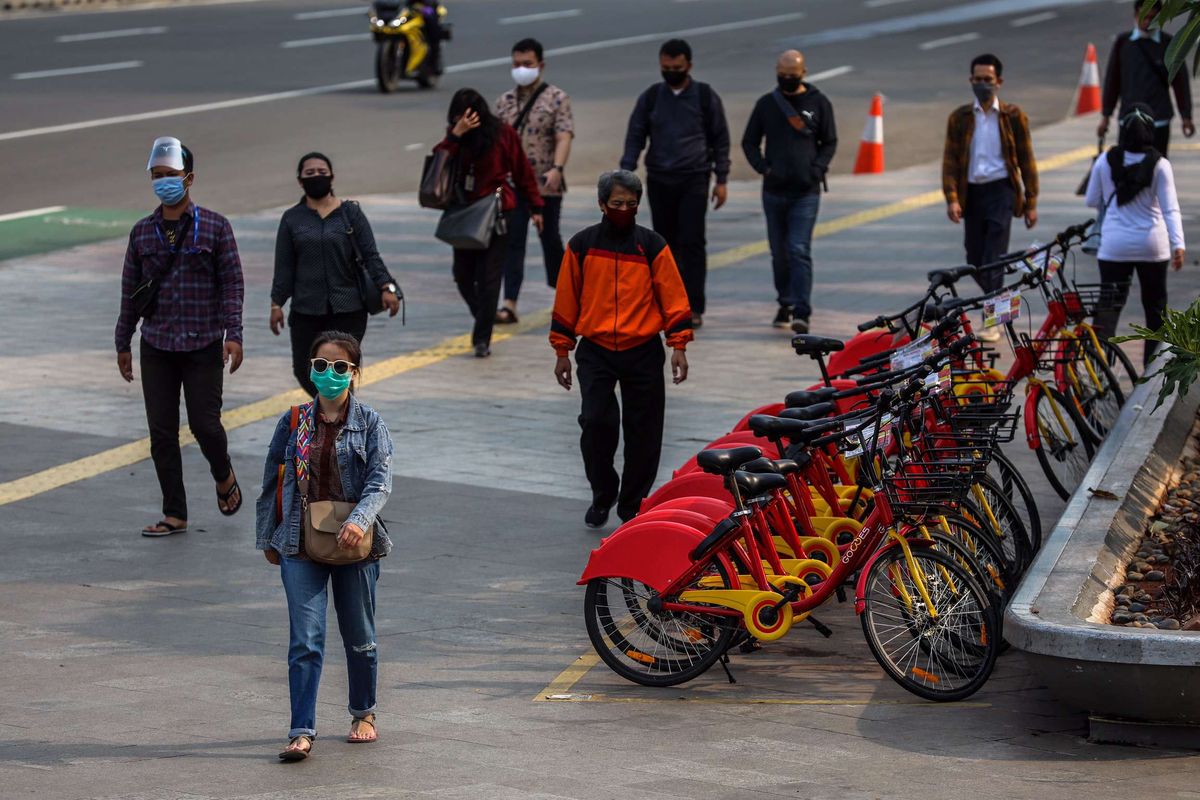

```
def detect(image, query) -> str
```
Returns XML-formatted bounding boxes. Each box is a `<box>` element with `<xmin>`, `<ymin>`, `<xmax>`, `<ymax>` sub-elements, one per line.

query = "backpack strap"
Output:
<box><xmin>274</xmin><ymin>405</ymin><xmax>302</xmax><ymax>525</ymax></box>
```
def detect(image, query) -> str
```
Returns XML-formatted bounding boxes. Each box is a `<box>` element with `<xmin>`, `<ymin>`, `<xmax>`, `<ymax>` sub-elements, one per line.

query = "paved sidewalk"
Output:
<box><xmin>3</xmin><ymin>116</ymin><xmax>1200</xmax><ymax>799</ymax></box>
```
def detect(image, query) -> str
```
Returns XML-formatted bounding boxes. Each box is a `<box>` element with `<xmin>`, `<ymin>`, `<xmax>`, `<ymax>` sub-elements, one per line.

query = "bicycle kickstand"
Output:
<box><xmin>807</xmin><ymin>616</ymin><xmax>834</xmax><ymax>638</ymax></box>
<box><xmin>718</xmin><ymin>652</ymin><xmax>737</xmax><ymax>684</ymax></box>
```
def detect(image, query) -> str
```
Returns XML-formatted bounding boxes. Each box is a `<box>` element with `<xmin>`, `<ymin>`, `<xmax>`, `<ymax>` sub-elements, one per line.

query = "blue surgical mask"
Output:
<box><xmin>310</xmin><ymin>367</ymin><xmax>352</xmax><ymax>399</ymax></box>
<box><xmin>152</xmin><ymin>176</ymin><xmax>188</xmax><ymax>206</ymax></box>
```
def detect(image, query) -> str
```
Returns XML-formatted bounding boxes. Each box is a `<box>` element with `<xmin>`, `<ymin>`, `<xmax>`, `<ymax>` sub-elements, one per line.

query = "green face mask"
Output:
<box><xmin>310</xmin><ymin>367</ymin><xmax>352</xmax><ymax>399</ymax></box>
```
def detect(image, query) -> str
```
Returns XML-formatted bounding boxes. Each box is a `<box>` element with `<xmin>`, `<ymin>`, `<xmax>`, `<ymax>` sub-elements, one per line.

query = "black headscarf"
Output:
<box><xmin>1107</xmin><ymin>102</ymin><xmax>1160</xmax><ymax>206</ymax></box>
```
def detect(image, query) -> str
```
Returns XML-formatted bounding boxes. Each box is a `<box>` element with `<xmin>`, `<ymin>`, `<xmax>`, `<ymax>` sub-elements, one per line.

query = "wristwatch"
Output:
<box><xmin>382</xmin><ymin>282</ymin><xmax>398</xmax><ymax>294</ymax></box>
<box><xmin>552</xmin><ymin>165</ymin><xmax>564</xmax><ymax>172</ymax></box>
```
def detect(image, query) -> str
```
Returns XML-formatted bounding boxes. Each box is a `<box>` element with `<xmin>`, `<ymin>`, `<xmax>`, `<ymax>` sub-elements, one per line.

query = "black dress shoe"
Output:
<box><xmin>584</xmin><ymin>505</ymin><xmax>611</xmax><ymax>529</ymax></box>
<box><xmin>474</xmin><ymin>343</ymin><xmax>491</xmax><ymax>358</ymax></box>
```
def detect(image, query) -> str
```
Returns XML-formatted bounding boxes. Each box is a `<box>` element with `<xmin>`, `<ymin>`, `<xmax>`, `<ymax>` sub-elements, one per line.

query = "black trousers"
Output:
<box><xmin>647</xmin><ymin>173</ymin><xmax>709</xmax><ymax>315</ymax></box>
<box><xmin>453</xmin><ymin>227</ymin><xmax>511</xmax><ymax>347</ymax></box>
<box><xmin>1095</xmin><ymin>259</ymin><xmax>1169</xmax><ymax>367</ymax></box>
<box><xmin>288</xmin><ymin>309</ymin><xmax>368</xmax><ymax>396</ymax></box>
<box><xmin>140</xmin><ymin>338</ymin><xmax>231</xmax><ymax>521</ymax></box>
<box><xmin>576</xmin><ymin>336</ymin><xmax>666</xmax><ymax>516</ymax></box>
<box><xmin>964</xmin><ymin>179</ymin><xmax>1015</xmax><ymax>293</ymax></box>
<box><xmin>1154</xmin><ymin>125</ymin><xmax>1171</xmax><ymax>158</ymax></box>
<box><xmin>502</xmin><ymin>194</ymin><xmax>564</xmax><ymax>301</ymax></box>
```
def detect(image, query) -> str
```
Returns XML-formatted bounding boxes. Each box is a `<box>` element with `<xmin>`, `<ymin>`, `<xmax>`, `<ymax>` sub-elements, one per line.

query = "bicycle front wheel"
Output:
<box><xmin>860</xmin><ymin>547</ymin><xmax>999</xmax><ymax>702</ymax></box>
<box><xmin>1065</xmin><ymin>338</ymin><xmax>1125</xmax><ymax>439</ymax></box>
<box><xmin>1032</xmin><ymin>385</ymin><xmax>1096</xmax><ymax>501</ymax></box>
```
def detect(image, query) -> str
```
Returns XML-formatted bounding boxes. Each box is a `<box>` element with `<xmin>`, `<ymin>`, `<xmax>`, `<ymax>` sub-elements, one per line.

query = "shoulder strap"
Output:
<box><xmin>513</xmin><ymin>82</ymin><xmax>550</xmax><ymax>133</ymax></box>
<box><xmin>275</xmin><ymin>405</ymin><xmax>302</xmax><ymax>524</ymax></box>
<box><xmin>641</xmin><ymin>84</ymin><xmax>660</xmax><ymax>124</ymax></box>
<box><xmin>698</xmin><ymin>82</ymin><xmax>715</xmax><ymax>151</ymax></box>
<box><xmin>1131</xmin><ymin>34</ymin><xmax>1171</xmax><ymax>88</ymax></box>
<box><xmin>771</xmin><ymin>88</ymin><xmax>807</xmax><ymax>133</ymax></box>
<box><xmin>337</xmin><ymin>201</ymin><xmax>365</xmax><ymax>265</ymax></box>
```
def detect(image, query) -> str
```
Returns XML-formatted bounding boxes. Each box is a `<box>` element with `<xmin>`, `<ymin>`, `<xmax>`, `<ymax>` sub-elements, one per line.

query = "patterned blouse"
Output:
<box><xmin>495</xmin><ymin>82</ymin><xmax>575</xmax><ymax>198</ymax></box>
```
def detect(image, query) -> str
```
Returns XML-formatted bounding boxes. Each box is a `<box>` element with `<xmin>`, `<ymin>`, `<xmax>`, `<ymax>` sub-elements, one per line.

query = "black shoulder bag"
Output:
<box><xmin>339</xmin><ymin>201</ymin><xmax>404</xmax><ymax>323</ymax></box>
<box><xmin>130</xmin><ymin>226</ymin><xmax>186</xmax><ymax>320</ymax></box>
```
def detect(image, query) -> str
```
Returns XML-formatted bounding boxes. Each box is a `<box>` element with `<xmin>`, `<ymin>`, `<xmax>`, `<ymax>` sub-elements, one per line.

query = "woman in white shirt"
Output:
<box><xmin>1085</xmin><ymin>103</ymin><xmax>1185</xmax><ymax>366</ymax></box>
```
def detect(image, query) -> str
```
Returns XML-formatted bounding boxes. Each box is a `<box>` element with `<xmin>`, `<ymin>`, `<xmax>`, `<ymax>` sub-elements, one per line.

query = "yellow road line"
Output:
<box><xmin>531</xmin><ymin>653</ymin><xmax>603</xmax><ymax>701</ymax></box>
<box><xmin>537</xmin><ymin>692</ymin><xmax>990</xmax><ymax>707</ymax></box>
<box><xmin>0</xmin><ymin>143</ymin><xmax>1102</xmax><ymax>509</ymax></box>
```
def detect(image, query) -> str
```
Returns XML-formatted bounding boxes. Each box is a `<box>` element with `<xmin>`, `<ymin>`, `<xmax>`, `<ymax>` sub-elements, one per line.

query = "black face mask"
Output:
<box><xmin>777</xmin><ymin>74</ymin><xmax>802</xmax><ymax>93</ymax></box>
<box><xmin>661</xmin><ymin>69</ymin><xmax>688</xmax><ymax>88</ymax></box>
<box><xmin>971</xmin><ymin>83</ymin><xmax>995</xmax><ymax>107</ymax></box>
<box><xmin>301</xmin><ymin>175</ymin><xmax>332</xmax><ymax>200</ymax></box>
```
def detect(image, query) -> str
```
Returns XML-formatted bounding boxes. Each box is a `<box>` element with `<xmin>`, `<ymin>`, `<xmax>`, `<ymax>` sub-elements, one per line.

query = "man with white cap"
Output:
<box><xmin>115</xmin><ymin>137</ymin><xmax>246</xmax><ymax>537</ymax></box>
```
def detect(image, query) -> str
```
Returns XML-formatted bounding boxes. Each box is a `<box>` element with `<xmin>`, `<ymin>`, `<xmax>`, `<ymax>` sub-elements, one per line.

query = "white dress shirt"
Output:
<box><xmin>969</xmin><ymin>97</ymin><xmax>1008</xmax><ymax>184</ymax></box>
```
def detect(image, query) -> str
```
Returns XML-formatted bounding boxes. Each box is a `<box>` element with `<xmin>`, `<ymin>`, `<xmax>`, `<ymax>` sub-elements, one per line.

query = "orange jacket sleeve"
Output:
<box><xmin>650</xmin><ymin>244</ymin><xmax>693</xmax><ymax>351</ymax></box>
<box><xmin>550</xmin><ymin>245</ymin><xmax>582</xmax><ymax>357</ymax></box>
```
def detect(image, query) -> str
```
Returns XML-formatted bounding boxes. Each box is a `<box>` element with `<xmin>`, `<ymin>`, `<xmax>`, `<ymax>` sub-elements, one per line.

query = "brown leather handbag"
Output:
<box><xmin>300</xmin><ymin>488</ymin><xmax>373</xmax><ymax>565</ymax></box>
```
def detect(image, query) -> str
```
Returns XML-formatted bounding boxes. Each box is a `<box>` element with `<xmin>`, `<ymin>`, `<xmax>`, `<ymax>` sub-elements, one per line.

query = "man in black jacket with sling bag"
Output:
<box><xmin>742</xmin><ymin>49</ymin><xmax>837</xmax><ymax>334</ymax></box>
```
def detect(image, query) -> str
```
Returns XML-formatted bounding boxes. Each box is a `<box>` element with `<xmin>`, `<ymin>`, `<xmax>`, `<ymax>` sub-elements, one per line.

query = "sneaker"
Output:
<box><xmin>977</xmin><ymin>327</ymin><xmax>1003</xmax><ymax>343</ymax></box>
<box><xmin>772</xmin><ymin>306</ymin><xmax>792</xmax><ymax>328</ymax></box>
<box><xmin>790</xmin><ymin>317</ymin><xmax>810</xmax><ymax>334</ymax></box>
<box><xmin>617</xmin><ymin>506</ymin><xmax>639</xmax><ymax>523</ymax></box>
<box><xmin>473</xmin><ymin>343</ymin><xmax>491</xmax><ymax>358</ymax></box>
<box><xmin>584</xmin><ymin>505</ymin><xmax>611</xmax><ymax>529</ymax></box>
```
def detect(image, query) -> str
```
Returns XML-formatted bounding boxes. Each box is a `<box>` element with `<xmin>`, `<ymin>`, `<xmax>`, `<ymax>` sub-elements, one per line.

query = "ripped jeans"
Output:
<box><xmin>280</xmin><ymin>556</ymin><xmax>380</xmax><ymax>738</ymax></box>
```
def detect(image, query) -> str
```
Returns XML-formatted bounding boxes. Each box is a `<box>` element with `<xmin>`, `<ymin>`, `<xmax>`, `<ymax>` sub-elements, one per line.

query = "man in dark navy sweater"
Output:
<box><xmin>742</xmin><ymin>50</ymin><xmax>837</xmax><ymax>333</ymax></box>
<box><xmin>1098</xmin><ymin>0</ymin><xmax>1193</xmax><ymax>156</ymax></box>
<box><xmin>621</xmin><ymin>38</ymin><xmax>731</xmax><ymax>329</ymax></box>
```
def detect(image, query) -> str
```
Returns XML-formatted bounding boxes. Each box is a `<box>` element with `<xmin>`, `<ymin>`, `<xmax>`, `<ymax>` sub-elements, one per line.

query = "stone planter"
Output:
<box><xmin>1005</xmin><ymin>361</ymin><xmax>1200</xmax><ymax>748</ymax></box>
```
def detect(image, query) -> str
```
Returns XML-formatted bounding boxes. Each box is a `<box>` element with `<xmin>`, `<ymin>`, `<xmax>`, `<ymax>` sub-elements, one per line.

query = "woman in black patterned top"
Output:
<box><xmin>271</xmin><ymin>152</ymin><xmax>401</xmax><ymax>396</ymax></box>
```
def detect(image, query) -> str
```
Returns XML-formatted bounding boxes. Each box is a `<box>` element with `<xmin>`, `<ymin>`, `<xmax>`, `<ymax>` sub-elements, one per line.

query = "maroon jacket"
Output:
<box><xmin>435</xmin><ymin>123</ymin><xmax>544</xmax><ymax>213</ymax></box>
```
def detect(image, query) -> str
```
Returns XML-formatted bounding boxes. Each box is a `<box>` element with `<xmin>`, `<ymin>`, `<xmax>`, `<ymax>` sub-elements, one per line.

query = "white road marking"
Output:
<box><xmin>806</xmin><ymin>65</ymin><xmax>854</xmax><ymax>82</ymax></box>
<box><xmin>918</xmin><ymin>32</ymin><xmax>981</xmax><ymax>50</ymax></box>
<box><xmin>12</xmin><ymin>61</ymin><xmax>144</xmax><ymax>80</ymax></box>
<box><xmin>0</xmin><ymin>206</ymin><xmax>66</xmax><ymax>223</ymax></box>
<box><xmin>0</xmin><ymin>11</ymin><xmax>806</xmax><ymax>142</ymax></box>
<box><xmin>1010</xmin><ymin>11</ymin><xmax>1058</xmax><ymax>26</ymax></box>
<box><xmin>55</xmin><ymin>27</ymin><xmax>168</xmax><ymax>43</ymax></box>
<box><xmin>281</xmin><ymin>32</ymin><xmax>370</xmax><ymax>48</ymax></box>
<box><xmin>499</xmin><ymin>9</ymin><xmax>582</xmax><ymax>25</ymax></box>
<box><xmin>865</xmin><ymin>0</ymin><xmax>913</xmax><ymax>7</ymax></box>
<box><xmin>403</xmin><ymin>142</ymin><xmax>425</xmax><ymax>151</ymax></box>
<box><xmin>294</xmin><ymin>6</ymin><xmax>366</xmax><ymax>20</ymax></box>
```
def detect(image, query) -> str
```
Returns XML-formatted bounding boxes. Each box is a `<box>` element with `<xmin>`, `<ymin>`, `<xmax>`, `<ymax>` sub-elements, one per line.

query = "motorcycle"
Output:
<box><xmin>368</xmin><ymin>1</ymin><xmax>450</xmax><ymax>93</ymax></box>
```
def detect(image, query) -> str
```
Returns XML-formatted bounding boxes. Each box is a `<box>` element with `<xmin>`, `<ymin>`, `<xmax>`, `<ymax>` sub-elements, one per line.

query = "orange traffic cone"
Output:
<box><xmin>1075</xmin><ymin>43</ymin><xmax>1101</xmax><ymax>116</ymax></box>
<box><xmin>853</xmin><ymin>94</ymin><xmax>884</xmax><ymax>174</ymax></box>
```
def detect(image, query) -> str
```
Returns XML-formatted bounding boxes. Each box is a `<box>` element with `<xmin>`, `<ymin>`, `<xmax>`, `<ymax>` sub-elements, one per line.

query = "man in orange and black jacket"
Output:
<box><xmin>552</xmin><ymin>170</ymin><xmax>694</xmax><ymax>528</ymax></box>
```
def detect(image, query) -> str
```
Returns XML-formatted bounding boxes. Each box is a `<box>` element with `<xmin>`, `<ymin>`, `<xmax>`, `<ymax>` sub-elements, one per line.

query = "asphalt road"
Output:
<box><xmin>0</xmin><ymin>0</ymin><xmax>1168</xmax><ymax>220</ymax></box>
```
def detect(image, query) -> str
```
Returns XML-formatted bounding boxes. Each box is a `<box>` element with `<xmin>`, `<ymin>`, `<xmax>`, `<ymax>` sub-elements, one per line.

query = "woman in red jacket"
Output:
<box><xmin>436</xmin><ymin>89</ymin><xmax>544</xmax><ymax>357</ymax></box>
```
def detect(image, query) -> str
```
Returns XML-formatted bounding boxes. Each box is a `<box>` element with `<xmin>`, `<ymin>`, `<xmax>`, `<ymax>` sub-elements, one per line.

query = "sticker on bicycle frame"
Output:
<box><xmin>890</xmin><ymin>336</ymin><xmax>934</xmax><ymax>370</ymax></box>
<box><xmin>1019</xmin><ymin>250</ymin><xmax>1062</xmax><ymax>278</ymax></box>
<box><xmin>924</xmin><ymin>364</ymin><xmax>952</xmax><ymax>393</ymax></box>
<box><xmin>982</xmin><ymin>291</ymin><xmax>1021</xmax><ymax>328</ymax></box>
<box><xmin>843</xmin><ymin>413</ymin><xmax>893</xmax><ymax>457</ymax></box>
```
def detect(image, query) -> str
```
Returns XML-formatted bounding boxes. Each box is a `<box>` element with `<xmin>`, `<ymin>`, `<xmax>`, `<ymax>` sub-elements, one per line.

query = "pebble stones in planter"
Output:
<box><xmin>1109</xmin><ymin>448</ymin><xmax>1200</xmax><ymax>630</ymax></box>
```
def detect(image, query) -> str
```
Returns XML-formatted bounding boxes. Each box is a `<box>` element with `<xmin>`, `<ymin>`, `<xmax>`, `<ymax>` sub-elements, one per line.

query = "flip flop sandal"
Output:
<box><xmin>216</xmin><ymin>467</ymin><xmax>242</xmax><ymax>517</ymax></box>
<box><xmin>494</xmin><ymin>307</ymin><xmax>519</xmax><ymax>325</ymax></box>
<box><xmin>347</xmin><ymin>713</ymin><xmax>377</xmax><ymax>744</ymax></box>
<box><xmin>142</xmin><ymin>520</ymin><xmax>188</xmax><ymax>537</ymax></box>
<box><xmin>278</xmin><ymin>735</ymin><xmax>312</xmax><ymax>761</ymax></box>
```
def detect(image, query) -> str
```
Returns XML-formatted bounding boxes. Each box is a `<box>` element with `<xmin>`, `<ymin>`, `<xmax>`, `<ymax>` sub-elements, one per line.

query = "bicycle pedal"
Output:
<box><xmin>738</xmin><ymin>639</ymin><xmax>763</xmax><ymax>655</ymax></box>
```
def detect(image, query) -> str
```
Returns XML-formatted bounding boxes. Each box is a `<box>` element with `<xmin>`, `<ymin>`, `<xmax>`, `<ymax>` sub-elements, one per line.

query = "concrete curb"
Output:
<box><xmin>1005</xmin><ymin>354</ymin><xmax>1200</xmax><ymax>743</ymax></box>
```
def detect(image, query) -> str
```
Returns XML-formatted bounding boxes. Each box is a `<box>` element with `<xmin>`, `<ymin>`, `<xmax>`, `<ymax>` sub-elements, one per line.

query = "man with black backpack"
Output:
<box><xmin>621</xmin><ymin>39</ymin><xmax>731</xmax><ymax>329</ymax></box>
<box><xmin>1098</xmin><ymin>0</ymin><xmax>1194</xmax><ymax>156</ymax></box>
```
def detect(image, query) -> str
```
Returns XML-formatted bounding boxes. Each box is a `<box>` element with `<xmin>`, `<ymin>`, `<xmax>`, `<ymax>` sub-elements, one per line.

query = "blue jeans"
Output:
<box><xmin>762</xmin><ymin>190</ymin><xmax>821</xmax><ymax>320</ymax></box>
<box><xmin>279</xmin><ymin>555</ymin><xmax>380</xmax><ymax>738</ymax></box>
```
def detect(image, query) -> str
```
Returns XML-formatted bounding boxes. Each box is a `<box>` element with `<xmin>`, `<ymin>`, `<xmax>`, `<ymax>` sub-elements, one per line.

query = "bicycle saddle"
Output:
<box><xmin>747</xmin><ymin>415</ymin><xmax>815</xmax><ymax>441</ymax></box>
<box><xmin>741</xmin><ymin>457</ymin><xmax>801</xmax><ymax>476</ymax></box>
<box><xmin>785</xmin><ymin>387</ymin><xmax>838</xmax><ymax>408</ymax></box>
<box><xmin>696</xmin><ymin>445</ymin><xmax>763</xmax><ymax>476</ymax></box>
<box><xmin>779</xmin><ymin>402</ymin><xmax>835</xmax><ymax>421</ymax></box>
<box><xmin>731</xmin><ymin>470</ymin><xmax>789</xmax><ymax>497</ymax></box>
<box><xmin>791</xmin><ymin>334</ymin><xmax>846</xmax><ymax>356</ymax></box>
<box><xmin>927</xmin><ymin>265</ymin><xmax>977</xmax><ymax>288</ymax></box>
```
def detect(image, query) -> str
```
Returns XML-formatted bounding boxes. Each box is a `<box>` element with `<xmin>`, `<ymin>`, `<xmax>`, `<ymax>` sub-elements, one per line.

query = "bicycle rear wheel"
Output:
<box><xmin>962</xmin><ymin>475</ymin><xmax>1034</xmax><ymax>575</ymax></box>
<box><xmin>1032</xmin><ymin>385</ymin><xmax>1096</xmax><ymax>501</ymax></box>
<box><xmin>986</xmin><ymin>450</ymin><xmax>1043</xmax><ymax>553</ymax></box>
<box><xmin>584</xmin><ymin>568</ymin><xmax>737</xmax><ymax>687</ymax></box>
<box><xmin>860</xmin><ymin>547</ymin><xmax>999</xmax><ymax>702</ymax></box>
<box><xmin>1065</xmin><ymin>338</ymin><xmax>1125</xmax><ymax>440</ymax></box>
<box><xmin>1098</xmin><ymin>337</ymin><xmax>1139</xmax><ymax>393</ymax></box>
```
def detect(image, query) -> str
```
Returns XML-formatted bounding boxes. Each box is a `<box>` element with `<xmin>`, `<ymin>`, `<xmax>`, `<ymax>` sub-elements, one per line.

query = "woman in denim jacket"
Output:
<box><xmin>255</xmin><ymin>330</ymin><xmax>394</xmax><ymax>761</ymax></box>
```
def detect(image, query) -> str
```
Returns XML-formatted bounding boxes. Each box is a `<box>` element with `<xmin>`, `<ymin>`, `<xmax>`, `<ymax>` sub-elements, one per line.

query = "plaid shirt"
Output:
<box><xmin>115</xmin><ymin>203</ymin><xmax>245</xmax><ymax>353</ymax></box>
<box><xmin>941</xmin><ymin>101</ymin><xmax>1039</xmax><ymax>218</ymax></box>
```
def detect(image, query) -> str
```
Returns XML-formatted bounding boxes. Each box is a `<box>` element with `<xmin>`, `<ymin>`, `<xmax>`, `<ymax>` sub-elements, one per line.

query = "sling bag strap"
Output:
<box><xmin>513</xmin><ymin>82</ymin><xmax>551</xmax><ymax>134</ymax></box>
<box><xmin>274</xmin><ymin>405</ymin><xmax>302</xmax><ymax>525</ymax></box>
<box><xmin>771</xmin><ymin>88</ymin><xmax>808</xmax><ymax>133</ymax></box>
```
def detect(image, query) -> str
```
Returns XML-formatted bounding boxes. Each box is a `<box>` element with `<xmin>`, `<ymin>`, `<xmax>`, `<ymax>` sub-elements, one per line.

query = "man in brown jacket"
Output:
<box><xmin>943</xmin><ymin>53</ymin><xmax>1038</xmax><ymax>308</ymax></box>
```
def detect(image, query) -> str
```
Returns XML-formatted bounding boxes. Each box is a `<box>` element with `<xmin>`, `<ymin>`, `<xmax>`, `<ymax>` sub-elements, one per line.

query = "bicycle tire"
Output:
<box><xmin>1099</xmin><ymin>337</ymin><xmax>1140</xmax><ymax>392</ymax></box>
<box><xmin>860</xmin><ymin>547</ymin><xmax>999</xmax><ymax>702</ymax></box>
<box><xmin>1032</xmin><ymin>384</ymin><xmax>1096</xmax><ymax>501</ymax></box>
<box><xmin>1064</xmin><ymin>338</ymin><xmax>1125</xmax><ymax>440</ymax></box>
<box><xmin>584</xmin><ymin>568</ymin><xmax>737</xmax><ymax>687</ymax></box>
<box><xmin>929</xmin><ymin>511</ymin><xmax>1015</xmax><ymax>603</ymax></box>
<box><xmin>987</xmin><ymin>450</ymin><xmax>1043</xmax><ymax>553</ymax></box>
<box><xmin>962</xmin><ymin>475</ymin><xmax>1034</xmax><ymax>575</ymax></box>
